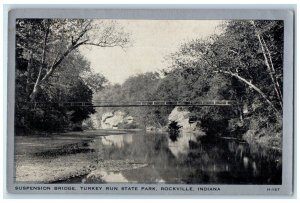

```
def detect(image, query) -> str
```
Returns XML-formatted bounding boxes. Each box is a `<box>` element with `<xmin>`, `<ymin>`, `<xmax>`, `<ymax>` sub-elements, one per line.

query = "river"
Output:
<box><xmin>49</xmin><ymin>129</ymin><xmax>281</xmax><ymax>184</ymax></box>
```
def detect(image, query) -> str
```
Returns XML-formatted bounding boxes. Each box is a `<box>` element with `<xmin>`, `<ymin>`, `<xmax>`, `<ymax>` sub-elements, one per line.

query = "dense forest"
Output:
<box><xmin>15</xmin><ymin>19</ymin><xmax>129</xmax><ymax>133</ymax></box>
<box><xmin>16</xmin><ymin>19</ymin><xmax>283</xmax><ymax>148</ymax></box>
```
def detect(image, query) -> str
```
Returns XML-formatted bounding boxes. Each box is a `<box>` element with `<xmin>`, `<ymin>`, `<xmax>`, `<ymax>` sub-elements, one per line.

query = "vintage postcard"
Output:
<box><xmin>6</xmin><ymin>9</ymin><xmax>294</xmax><ymax>195</ymax></box>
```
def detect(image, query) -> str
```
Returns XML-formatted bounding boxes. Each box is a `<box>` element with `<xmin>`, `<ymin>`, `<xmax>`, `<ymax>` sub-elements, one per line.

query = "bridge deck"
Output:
<box><xmin>25</xmin><ymin>100</ymin><xmax>238</xmax><ymax>107</ymax></box>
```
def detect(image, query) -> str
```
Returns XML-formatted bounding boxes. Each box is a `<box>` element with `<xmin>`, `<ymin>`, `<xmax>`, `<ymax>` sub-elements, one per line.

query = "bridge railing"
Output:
<box><xmin>19</xmin><ymin>100</ymin><xmax>238</xmax><ymax>108</ymax></box>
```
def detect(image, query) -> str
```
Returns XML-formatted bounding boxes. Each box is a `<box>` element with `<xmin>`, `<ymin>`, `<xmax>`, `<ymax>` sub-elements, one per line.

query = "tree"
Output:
<box><xmin>209</xmin><ymin>20</ymin><xmax>283</xmax><ymax>117</ymax></box>
<box><xmin>171</xmin><ymin>20</ymin><xmax>283</xmax><ymax>119</ymax></box>
<box><xmin>15</xmin><ymin>19</ymin><xmax>129</xmax><ymax>133</ymax></box>
<box><xmin>168</xmin><ymin>121</ymin><xmax>182</xmax><ymax>142</ymax></box>
<box><xmin>81</xmin><ymin>71</ymin><xmax>108</xmax><ymax>93</ymax></box>
<box><xmin>15</xmin><ymin>49</ymin><xmax>99</xmax><ymax>133</ymax></box>
<box><xmin>66</xmin><ymin>79</ymin><xmax>96</xmax><ymax>124</ymax></box>
<box><xmin>250</xmin><ymin>20</ymin><xmax>283</xmax><ymax>108</ymax></box>
<box><xmin>150</xmin><ymin>20</ymin><xmax>283</xmax><ymax>149</ymax></box>
<box><xmin>16</xmin><ymin>19</ymin><xmax>130</xmax><ymax>101</ymax></box>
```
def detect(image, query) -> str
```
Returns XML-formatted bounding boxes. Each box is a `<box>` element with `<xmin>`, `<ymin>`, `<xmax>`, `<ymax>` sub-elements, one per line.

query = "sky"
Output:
<box><xmin>80</xmin><ymin>20</ymin><xmax>223</xmax><ymax>85</ymax></box>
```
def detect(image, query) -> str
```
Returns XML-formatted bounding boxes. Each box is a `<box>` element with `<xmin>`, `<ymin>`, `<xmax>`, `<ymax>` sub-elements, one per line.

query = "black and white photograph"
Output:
<box><xmin>6</xmin><ymin>9</ymin><xmax>294</xmax><ymax>195</ymax></box>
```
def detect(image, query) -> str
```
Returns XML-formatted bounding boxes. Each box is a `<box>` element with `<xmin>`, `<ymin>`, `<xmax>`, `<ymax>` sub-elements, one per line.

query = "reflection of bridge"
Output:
<box><xmin>27</xmin><ymin>100</ymin><xmax>238</xmax><ymax>108</ymax></box>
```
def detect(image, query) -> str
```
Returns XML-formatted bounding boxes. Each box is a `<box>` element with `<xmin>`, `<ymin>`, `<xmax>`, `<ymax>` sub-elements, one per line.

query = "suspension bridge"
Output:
<box><xmin>25</xmin><ymin>100</ymin><xmax>239</xmax><ymax>108</ymax></box>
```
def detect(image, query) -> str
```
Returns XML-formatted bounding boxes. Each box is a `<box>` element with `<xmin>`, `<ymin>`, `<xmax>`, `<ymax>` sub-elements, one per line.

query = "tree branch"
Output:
<box><xmin>73</xmin><ymin>39</ymin><xmax>89</xmax><ymax>49</ymax></box>
<box><xmin>29</xmin><ymin>20</ymin><xmax>129</xmax><ymax>101</ymax></box>
<box><xmin>40</xmin><ymin>44</ymin><xmax>74</xmax><ymax>84</ymax></box>
<box><xmin>83</xmin><ymin>41</ymin><xmax>125</xmax><ymax>48</ymax></box>
<box><xmin>214</xmin><ymin>69</ymin><xmax>281</xmax><ymax>117</ymax></box>
<box><xmin>40</xmin><ymin>23</ymin><xmax>92</xmax><ymax>83</ymax></box>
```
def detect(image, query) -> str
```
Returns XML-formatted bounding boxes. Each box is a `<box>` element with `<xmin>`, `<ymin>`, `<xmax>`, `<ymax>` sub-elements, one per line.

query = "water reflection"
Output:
<box><xmin>86</xmin><ymin>169</ymin><xmax>129</xmax><ymax>183</ymax></box>
<box><xmin>83</xmin><ymin>130</ymin><xmax>281</xmax><ymax>184</ymax></box>
<box><xmin>168</xmin><ymin>132</ymin><xmax>197</xmax><ymax>158</ymax></box>
<box><xmin>100</xmin><ymin>134</ymin><xmax>133</xmax><ymax>148</ymax></box>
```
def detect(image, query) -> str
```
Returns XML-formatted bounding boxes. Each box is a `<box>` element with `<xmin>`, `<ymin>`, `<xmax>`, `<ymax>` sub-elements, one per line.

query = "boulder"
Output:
<box><xmin>168</xmin><ymin>107</ymin><xmax>199</xmax><ymax>132</ymax></box>
<box><xmin>101</xmin><ymin>111</ymin><xmax>127</xmax><ymax>129</ymax></box>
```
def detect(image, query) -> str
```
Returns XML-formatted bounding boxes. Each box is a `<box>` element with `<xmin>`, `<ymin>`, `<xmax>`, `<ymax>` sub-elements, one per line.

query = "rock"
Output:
<box><xmin>101</xmin><ymin>111</ymin><xmax>126</xmax><ymax>129</ymax></box>
<box><xmin>168</xmin><ymin>107</ymin><xmax>200</xmax><ymax>132</ymax></box>
<box><xmin>100</xmin><ymin>111</ymin><xmax>135</xmax><ymax>129</ymax></box>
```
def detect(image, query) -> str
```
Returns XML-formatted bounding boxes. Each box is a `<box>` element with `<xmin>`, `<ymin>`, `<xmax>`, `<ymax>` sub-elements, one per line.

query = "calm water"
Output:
<box><xmin>73</xmin><ymin>130</ymin><xmax>282</xmax><ymax>184</ymax></box>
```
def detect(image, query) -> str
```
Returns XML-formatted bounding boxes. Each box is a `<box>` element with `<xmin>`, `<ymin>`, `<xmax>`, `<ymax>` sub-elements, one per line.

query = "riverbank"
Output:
<box><xmin>15</xmin><ymin>130</ymin><xmax>148</xmax><ymax>183</ymax></box>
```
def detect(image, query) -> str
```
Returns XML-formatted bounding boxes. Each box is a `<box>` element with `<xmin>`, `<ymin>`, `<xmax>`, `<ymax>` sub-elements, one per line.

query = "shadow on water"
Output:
<box><xmin>181</xmin><ymin>135</ymin><xmax>282</xmax><ymax>184</ymax></box>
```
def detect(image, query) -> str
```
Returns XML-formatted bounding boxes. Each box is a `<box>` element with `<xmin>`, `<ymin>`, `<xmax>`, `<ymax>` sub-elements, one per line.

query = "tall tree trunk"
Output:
<box><xmin>29</xmin><ymin>25</ymin><xmax>89</xmax><ymax>101</ymax></box>
<box><xmin>250</xmin><ymin>21</ymin><xmax>283</xmax><ymax>109</ymax></box>
<box><xmin>30</xmin><ymin>19</ymin><xmax>50</xmax><ymax>101</ymax></box>
<box><xmin>26</xmin><ymin>53</ymin><xmax>33</xmax><ymax>99</ymax></box>
<box><xmin>261</xmin><ymin>36</ymin><xmax>283</xmax><ymax>101</ymax></box>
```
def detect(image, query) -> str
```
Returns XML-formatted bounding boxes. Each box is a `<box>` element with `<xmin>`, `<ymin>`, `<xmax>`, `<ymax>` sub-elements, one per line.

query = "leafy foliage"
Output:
<box><xmin>15</xmin><ymin>19</ymin><xmax>129</xmax><ymax>134</ymax></box>
<box><xmin>161</xmin><ymin>20</ymin><xmax>283</xmax><ymax>147</ymax></box>
<box><xmin>168</xmin><ymin>121</ymin><xmax>182</xmax><ymax>142</ymax></box>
